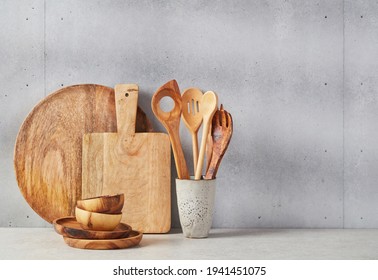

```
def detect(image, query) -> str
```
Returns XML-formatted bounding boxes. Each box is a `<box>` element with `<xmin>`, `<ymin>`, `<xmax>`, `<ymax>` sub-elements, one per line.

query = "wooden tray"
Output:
<box><xmin>53</xmin><ymin>216</ymin><xmax>131</xmax><ymax>239</ymax></box>
<box><xmin>14</xmin><ymin>84</ymin><xmax>153</xmax><ymax>223</ymax></box>
<box><xmin>63</xmin><ymin>230</ymin><xmax>143</xmax><ymax>250</ymax></box>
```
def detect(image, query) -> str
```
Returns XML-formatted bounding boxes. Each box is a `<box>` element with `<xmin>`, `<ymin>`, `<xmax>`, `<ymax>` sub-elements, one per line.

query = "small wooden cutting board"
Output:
<box><xmin>82</xmin><ymin>84</ymin><xmax>171</xmax><ymax>233</ymax></box>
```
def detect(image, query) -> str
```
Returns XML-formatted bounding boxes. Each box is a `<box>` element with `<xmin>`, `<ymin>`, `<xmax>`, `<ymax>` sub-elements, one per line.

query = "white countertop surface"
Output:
<box><xmin>1</xmin><ymin>227</ymin><xmax>377</xmax><ymax>260</ymax></box>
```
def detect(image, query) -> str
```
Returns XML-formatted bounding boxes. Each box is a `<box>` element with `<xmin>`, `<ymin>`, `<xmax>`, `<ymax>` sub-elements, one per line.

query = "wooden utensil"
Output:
<box><xmin>75</xmin><ymin>207</ymin><xmax>122</xmax><ymax>231</ymax></box>
<box><xmin>205</xmin><ymin>104</ymin><xmax>233</xmax><ymax>179</ymax></box>
<box><xmin>76</xmin><ymin>193</ymin><xmax>124</xmax><ymax>214</ymax></box>
<box><xmin>151</xmin><ymin>80</ymin><xmax>189</xmax><ymax>179</ymax></box>
<box><xmin>194</xmin><ymin>91</ymin><xmax>218</xmax><ymax>180</ymax></box>
<box><xmin>14</xmin><ymin>84</ymin><xmax>152</xmax><ymax>223</ymax></box>
<box><xmin>181</xmin><ymin>88</ymin><xmax>203</xmax><ymax>174</ymax></box>
<box><xmin>206</xmin><ymin>125</ymin><xmax>214</xmax><ymax>172</ymax></box>
<box><xmin>82</xmin><ymin>84</ymin><xmax>171</xmax><ymax>233</ymax></box>
<box><xmin>53</xmin><ymin>216</ymin><xmax>131</xmax><ymax>239</ymax></box>
<box><xmin>62</xmin><ymin>230</ymin><xmax>143</xmax><ymax>250</ymax></box>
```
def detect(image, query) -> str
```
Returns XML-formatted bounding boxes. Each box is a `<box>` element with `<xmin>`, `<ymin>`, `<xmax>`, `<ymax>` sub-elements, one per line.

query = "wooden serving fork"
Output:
<box><xmin>204</xmin><ymin>104</ymin><xmax>233</xmax><ymax>179</ymax></box>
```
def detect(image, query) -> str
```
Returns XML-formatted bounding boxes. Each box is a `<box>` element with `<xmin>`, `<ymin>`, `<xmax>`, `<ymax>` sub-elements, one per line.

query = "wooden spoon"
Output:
<box><xmin>151</xmin><ymin>80</ymin><xmax>189</xmax><ymax>179</ymax></box>
<box><xmin>181</xmin><ymin>88</ymin><xmax>203</xmax><ymax>174</ymax></box>
<box><xmin>194</xmin><ymin>91</ymin><xmax>218</xmax><ymax>180</ymax></box>
<box><xmin>205</xmin><ymin>104</ymin><xmax>233</xmax><ymax>179</ymax></box>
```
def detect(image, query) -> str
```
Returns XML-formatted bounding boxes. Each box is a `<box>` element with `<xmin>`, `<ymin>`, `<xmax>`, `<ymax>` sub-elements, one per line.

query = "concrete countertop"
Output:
<box><xmin>1</xmin><ymin>228</ymin><xmax>377</xmax><ymax>260</ymax></box>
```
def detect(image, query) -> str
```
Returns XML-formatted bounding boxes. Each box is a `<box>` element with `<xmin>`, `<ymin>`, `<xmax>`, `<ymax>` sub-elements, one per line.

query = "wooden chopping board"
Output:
<box><xmin>82</xmin><ymin>84</ymin><xmax>171</xmax><ymax>233</ymax></box>
<box><xmin>14</xmin><ymin>84</ymin><xmax>152</xmax><ymax>223</ymax></box>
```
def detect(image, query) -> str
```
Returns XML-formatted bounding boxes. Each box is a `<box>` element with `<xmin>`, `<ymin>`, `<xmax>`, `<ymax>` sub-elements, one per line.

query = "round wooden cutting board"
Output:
<box><xmin>14</xmin><ymin>84</ymin><xmax>153</xmax><ymax>223</ymax></box>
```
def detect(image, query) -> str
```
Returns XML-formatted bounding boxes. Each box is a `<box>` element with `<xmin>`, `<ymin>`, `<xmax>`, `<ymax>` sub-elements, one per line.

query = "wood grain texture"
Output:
<box><xmin>151</xmin><ymin>80</ymin><xmax>189</xmax><ymax>179</ymax></box>
<box><xmin>75</xmin><ymin>206</ymin><xmax>122</xmax><ymax>231</ymax></box>
<box><xmin>181</xmin><ymin>88</ymin><xmax>203</xmax><ymax>175</ymax></box>
<box><xmin>76</xmin><ymin>193</ymin><xmax>124</xmax><ymax>213</ymax></box>
<box><xmin>82</xmin><ymin>84</ymin><xmax>171</xmax><ymax>233</ymax></box>
<box><xmin>206</xmin><ymin>125</ymin><xmax>213</xmax><ymax>172</ymax></box>
<box><xmin>205</xmin><ymin>105</ymin><xmax>233</xmax><ymax>179</ymax></box>
<box><xmin>195</xmin><ymin>91</ymin><xmax>218</xmax><ymax>180</ymax></box>
<box><xmin>14</xmin><ymin>84</ymin><xmax>153</xmax><ymax>223</ymax></box>
<box><xmin>63</xmin><ymin>230</ymin><xmax>143</xmax><ymax>250</ymax></box>
<box><xmin>53</xmin><ymin>216</ymin><xmax>131</xmax><ymax>239</ymax></box>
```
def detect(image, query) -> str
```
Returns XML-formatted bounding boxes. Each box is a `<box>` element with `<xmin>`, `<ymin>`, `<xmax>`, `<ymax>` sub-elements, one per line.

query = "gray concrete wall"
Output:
<box><xmin>0</xmin><ymin>0</ymin><xmax>377</xmax><ymax>228</ymax></box>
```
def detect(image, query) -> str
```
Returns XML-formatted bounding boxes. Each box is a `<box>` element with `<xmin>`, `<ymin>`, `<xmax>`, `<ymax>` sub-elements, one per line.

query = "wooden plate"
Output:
<box><xmin>63</xmin><ymin>230</ymin><xmax>143</xmax><ymax>250</ymax></box>
<box><xmin>14</xmin><ymin>84</ymin><xmax>153</xmax><ymax>223</ymax></box>
<box><xmin>53</xmin><ymin>216</ymin><xmax>132</xmax><ymax>239</ymax></box>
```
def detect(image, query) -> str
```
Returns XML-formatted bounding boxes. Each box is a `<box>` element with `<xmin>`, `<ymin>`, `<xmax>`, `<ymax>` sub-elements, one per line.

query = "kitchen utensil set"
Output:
<box><xmin>14</xmin><ymin>80</ymin><xmax>233</xmax><ymax>248</ymax></box>
<box><xmin>152</xmin><ymin>80</ymin><xmax>233</xmax><ymax>180</ymax></box>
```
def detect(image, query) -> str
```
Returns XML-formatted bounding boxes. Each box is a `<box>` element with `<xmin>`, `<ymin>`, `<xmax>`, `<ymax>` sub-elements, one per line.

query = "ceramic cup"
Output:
<box><xmin>175</xmin><ymin>177</ymin><xmax>216</xmax><ymax>238</ymax></box>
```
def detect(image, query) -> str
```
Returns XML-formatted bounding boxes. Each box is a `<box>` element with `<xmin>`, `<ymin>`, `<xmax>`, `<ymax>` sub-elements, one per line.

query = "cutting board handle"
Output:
<box><xmin>115</xmin><ymin>84</ymin><xmax>138</xmax><ymax>137</ymax></box>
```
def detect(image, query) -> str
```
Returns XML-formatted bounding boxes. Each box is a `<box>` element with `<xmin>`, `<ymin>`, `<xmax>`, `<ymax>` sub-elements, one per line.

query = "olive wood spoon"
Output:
<box><xmin>194</xmin><ymin>91</ymin><xmax>218</xmax><ymax>180</ymax></box>
<box><xmin>151</xmin><ymin>80</ymin><xmax>189</xmax><ymax>179</ymax></box>
<box><xmin>181</xmin><ymin>88</ymin><xmax>203</xmax><ymax>174</ymax></box>
<box><xmin>205</xmin><ymin>104</ymin><xmax>233</xmax><ymax>179</ymax></box>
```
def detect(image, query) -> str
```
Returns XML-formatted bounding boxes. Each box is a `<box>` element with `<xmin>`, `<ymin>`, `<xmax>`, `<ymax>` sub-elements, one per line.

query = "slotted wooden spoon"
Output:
<box><xmin>205</xmin><ymin>104</ymin><xmax>233</xmax><ymax>179</ymax></box>
<box><xmin>181</xmin><ymin>88</ymin><xmax>203</xmax><ymax>174</ymax></box>
<box><xmin>195</xmin><ymin>91</ymin><xmax>218</xmax><ymax>180</ymax></box>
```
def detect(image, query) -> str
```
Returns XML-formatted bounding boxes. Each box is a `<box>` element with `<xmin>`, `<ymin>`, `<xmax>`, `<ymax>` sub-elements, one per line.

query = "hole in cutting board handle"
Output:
<box><xmin>125</xmin><ymin>92</ymin><xmax>129</xmax><ymax>97</ymax></box>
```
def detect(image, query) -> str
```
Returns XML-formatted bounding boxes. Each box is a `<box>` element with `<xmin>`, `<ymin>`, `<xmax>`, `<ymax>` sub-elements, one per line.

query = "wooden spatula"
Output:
<box><xmin>82</xmin><ymin>84</ymin><xmax>171</xmax><ymax>233</ymax></box>
<box><xmin>205</xmin><ymin>104</ymin><xmax>233</xmax><ymax>179</ymax></box>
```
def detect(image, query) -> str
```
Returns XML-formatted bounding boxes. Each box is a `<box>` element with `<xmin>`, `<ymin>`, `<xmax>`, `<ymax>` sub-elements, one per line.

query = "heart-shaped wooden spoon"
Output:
<box><xmin>151</xmin><ymin>80</ymin><xmax>189</xmax><ymax>179</ymax></box>
<box><xmin>194</xmin><ymin>91</ymin><xmax>218</xmax><ymax>180</ymax></box>
<box><xmin>181</xmin><ymin>88</ymin><xmax>203</xmax><ymax>174</ymax></box>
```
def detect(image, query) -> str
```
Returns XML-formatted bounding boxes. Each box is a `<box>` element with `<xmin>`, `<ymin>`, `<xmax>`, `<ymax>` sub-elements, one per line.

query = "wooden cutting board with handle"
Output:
<box><xmin>82</xmin><ymin>84</ymin><xmax>171</xmax><ymax>233</ymax></box>
<box><xmin>14</xmin><ymin>84</ymin><xmax>152</xmax><ymax>223</ymax></box>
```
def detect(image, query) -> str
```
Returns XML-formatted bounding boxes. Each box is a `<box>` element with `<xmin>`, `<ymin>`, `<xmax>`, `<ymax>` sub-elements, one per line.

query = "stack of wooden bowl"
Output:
<box><xmin>53</xmin><ymin>194</ymin><xmax>143</xmax><ymax>250</ymax></box>
<box><xmin>76</xmin><ymin>194</ymin><xmax>124</xmax><ymax>231</ymax></box>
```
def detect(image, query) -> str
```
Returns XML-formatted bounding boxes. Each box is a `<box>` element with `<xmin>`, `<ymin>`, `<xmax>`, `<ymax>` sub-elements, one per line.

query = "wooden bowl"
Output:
<box><xmin>75</xmin><ymin>207</ymin><xmax>122</xmax><ymax>231</ymax></box>
<box><xmin>76</xmin><ymin>194</ymin><xmax>124</xmax><ymax>214</ymax></box>
<box><xmin>53</xmin><ymin>216</ymin><xmax>131</xmax><ymax>239</ymax></box>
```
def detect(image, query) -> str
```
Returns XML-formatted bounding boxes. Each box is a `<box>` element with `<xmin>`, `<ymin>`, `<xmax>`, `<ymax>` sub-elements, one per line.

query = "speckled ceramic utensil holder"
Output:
<box><xmin>175</xmin><ymin>177</ymin><xmax>216</xmax><ymax>238</ymax></box>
